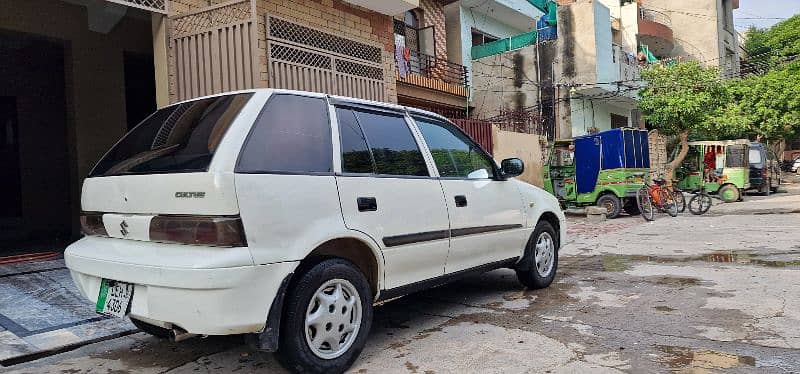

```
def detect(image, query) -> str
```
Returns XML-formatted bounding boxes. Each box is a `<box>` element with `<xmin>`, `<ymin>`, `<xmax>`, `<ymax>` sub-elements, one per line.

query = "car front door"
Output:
<box><xmin>412</xmin><ymin>116</ymin><xmax>527</xmax><ymax>274</ymax></box>
<box><xmin>333</xmin><ymin>105</ymin><xmax>450</xmax><ymax>289</ymax></box>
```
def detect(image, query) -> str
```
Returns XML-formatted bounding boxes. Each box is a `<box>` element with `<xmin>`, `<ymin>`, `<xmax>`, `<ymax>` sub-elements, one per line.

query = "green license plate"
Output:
<box><xmin>96</xmin><ymin>279</ymin><xmax>133</xmax><ymax>318</ymax></box>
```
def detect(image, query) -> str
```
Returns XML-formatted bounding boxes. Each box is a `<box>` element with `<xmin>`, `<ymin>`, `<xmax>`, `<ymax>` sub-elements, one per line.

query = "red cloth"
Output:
<box><xmin>704</xmin><ymin>151</ymin><xmax>716</xmax><ymax>169</ymax></box>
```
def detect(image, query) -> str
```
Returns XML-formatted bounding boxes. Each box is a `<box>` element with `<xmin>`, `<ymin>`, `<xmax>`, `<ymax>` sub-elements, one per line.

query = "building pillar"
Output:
<box><xmin>151</xmin><ymin>14</ymin><xmax>169</xmax><ymax>108</ymax></box>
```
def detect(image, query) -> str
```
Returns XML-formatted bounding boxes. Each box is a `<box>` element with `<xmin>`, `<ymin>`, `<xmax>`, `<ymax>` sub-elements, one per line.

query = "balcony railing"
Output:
<box><xmin>106</xmin><ymin>0</ymin><xmax>166</xmax><ymax>13</ymax></box>
<box><xmin>639</xmin><ymin>7</ymin><xmax>671</xmax><ymax>26</ymax></box>
<box><xmin>397</xmin><ymin>49</ymin><xmax>469</xmax><ymax>97</ymax></box>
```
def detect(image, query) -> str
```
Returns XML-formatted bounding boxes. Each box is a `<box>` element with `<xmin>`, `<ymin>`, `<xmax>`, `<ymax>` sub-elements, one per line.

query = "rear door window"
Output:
<box><xmin>90</xmin><ymin>93</ymin><xmax>253</xmax><ymax>177</ymax></box>
<box><xmin>336</xmin><ymin>107</ymin><xmax>429</xmax><ymax>177</ymax></box>
<box><xmin>236</xmin><ymin>94</ymin><xmax>332</xmax><ymax>174</ymax></box>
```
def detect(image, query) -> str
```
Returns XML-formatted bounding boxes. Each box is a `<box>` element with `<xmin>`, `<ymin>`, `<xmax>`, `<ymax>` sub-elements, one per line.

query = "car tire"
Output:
<box><xmin>276</xmin><ymin>258</ymin><xmax>373</xmax><ymax>374</ymax></box>
<box><xmin>718</xmin><ymin>184</ymin><xmax>740</xmax><ymax>203</ymax></box>
<box><xmin>596</xmin><ymin>194</ymin><xmax>622</xmax><ymax>219</ymax></box>
<box><xmin>130</xmin><ymin>318</ymin><xmax>171</xmax><ymax>339</ymax></box>
<box><xmin>516</xmin><ymin>221</ymin><xmax>558</xmax><ymax>290</ymax></box>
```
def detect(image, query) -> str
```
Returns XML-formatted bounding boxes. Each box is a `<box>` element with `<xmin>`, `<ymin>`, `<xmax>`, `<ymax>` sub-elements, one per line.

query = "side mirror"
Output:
<box><xmin>500</xmin><ymin>158</ymin><xmax>524</xmax><ymax>179</ymax></box>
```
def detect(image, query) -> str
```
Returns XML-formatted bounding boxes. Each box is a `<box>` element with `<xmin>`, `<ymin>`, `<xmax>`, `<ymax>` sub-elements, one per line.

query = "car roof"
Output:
<box><xmin>168</xmin><ymin>89</ymin><xmax>451</xmax><ymax>123</ymax></box>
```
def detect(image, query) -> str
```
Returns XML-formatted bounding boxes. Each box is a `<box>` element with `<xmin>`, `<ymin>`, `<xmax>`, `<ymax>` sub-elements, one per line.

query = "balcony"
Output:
<box><xmin>106</xmin><ymin>0</ymin><xmax>166</xmax><ymax>13</ymax></box>
<box><xmin>341</xmin><ymin>0</ymin><xmax>418</xmax><ymax>16</ymax></box>
<box><xmin>397</xmin><ymin>49</ymin><xmax>469</xmax><ymax>99</ymax></box>
<box><xmin>637</xmin><ymin>7</ymin><xmax>674</xmax><ymax>57</ymax></box>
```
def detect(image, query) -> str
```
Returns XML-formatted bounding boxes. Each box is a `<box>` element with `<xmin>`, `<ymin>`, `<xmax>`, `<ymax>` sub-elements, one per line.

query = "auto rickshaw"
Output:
<box><xmin>673</xmin><ymin>140</ymin><xmax>750</xmax><ymax>203</ymax></box>
<box><xmin>543</xmin><ymin>128</ymin><xmax>651</xmax><ymax>218</ymax></box>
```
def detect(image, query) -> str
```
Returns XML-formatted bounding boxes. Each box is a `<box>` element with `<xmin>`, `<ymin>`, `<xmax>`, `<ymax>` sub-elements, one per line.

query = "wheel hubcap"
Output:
<box><xmin>304</xmin><ymin>279</ymin><xmax>362</xmax><ymax>359</ymax></box>
<box><xmin>534</xmin><ymin>232</ymin><xmax>555</xmax><ymax>278</ymax></box>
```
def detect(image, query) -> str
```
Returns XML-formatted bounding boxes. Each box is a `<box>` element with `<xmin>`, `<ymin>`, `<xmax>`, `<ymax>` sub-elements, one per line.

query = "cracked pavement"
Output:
<box><xmin>3</xmin><ymin>178</ymin><xmax>800</xmax><ymax>373</ymax></box>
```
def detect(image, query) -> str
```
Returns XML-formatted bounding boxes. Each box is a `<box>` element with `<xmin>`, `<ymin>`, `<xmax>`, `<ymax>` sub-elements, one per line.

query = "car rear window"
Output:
<box><xmin>89</xmin><ymin>93</ymin><xmax>252</xmax><ymax>177</ymax></box>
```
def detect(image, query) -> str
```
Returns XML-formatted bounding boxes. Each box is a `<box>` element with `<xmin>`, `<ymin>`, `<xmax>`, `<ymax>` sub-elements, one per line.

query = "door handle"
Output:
<box><xmin>357</xmin><ymin>197</ymin><xmax>377</xmax><ymax>212</ymax></box>
<box><xmin>454</xmin><ymin>195</ymin><xmax>468</xmax><ymax>207</ymax></box>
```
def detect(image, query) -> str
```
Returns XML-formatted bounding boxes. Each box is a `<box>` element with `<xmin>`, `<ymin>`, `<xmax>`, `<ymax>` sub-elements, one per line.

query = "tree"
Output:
<box><xmin>751</xmin><ymin>15</ymin><xmax>800</xmax><ymax>58</ymax></box>
<box><xmin>712</xmin><ymin>60</ymin><xmax>800</xmax><ymax>142</ymax></box>
<box><xmin>638</xmin><ymin>60</ymin><xmax>728</xmax><ymax>180</ymax></box>
<box><xmin>715</xmin><ymin>15</ymin><xmax>800</xmax><ymax>144</ymax></box>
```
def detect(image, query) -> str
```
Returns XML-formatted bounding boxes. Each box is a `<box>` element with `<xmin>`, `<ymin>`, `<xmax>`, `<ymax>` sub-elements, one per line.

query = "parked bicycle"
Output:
<box><xmin>687</xmin><ymin>174</ymin><xmax>727</xmax><ymax>215</ymax></box>
<box><xmin>636</xmin><ymin>178</ymin><xmax>680</xmax><ymax>221</ymax></box>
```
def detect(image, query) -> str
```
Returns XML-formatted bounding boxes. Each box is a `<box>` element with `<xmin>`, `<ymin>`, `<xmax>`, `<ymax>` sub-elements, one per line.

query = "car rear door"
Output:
<box><xmin>411</xmin><ymin>116</ymin><xmax>527</xmax><ymax>274</ymax></box>
<box><xmin>333</xmin><ymin>105</ymin><xmax>450</xmax><ymax>289</ymax></box>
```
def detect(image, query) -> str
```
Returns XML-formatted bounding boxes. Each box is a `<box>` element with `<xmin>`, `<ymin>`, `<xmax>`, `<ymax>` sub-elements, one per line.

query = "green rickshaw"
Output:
<box><xmin>543</xmin><ymin>128</ymin><xmax>651</xmax><ymax>218</ymax></box>
<box><xmin>674</xmin><ymin>140</ymin><xmax>750</xmax><ymax>203</ymax></box>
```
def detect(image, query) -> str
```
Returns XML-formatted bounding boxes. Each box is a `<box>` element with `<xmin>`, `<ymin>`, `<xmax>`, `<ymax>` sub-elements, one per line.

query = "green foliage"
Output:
<box><xmin>638</xmin><ymin>60</ymin><xmax>728</xmax><ymax>136</ymax></box>
<box><xmin>744</xmin><ymin>26</ymin><xmax>771</xmax><ymax>58</ymax></box>
<box><xmin>747</xmin><ymin>15</ymin><xmax>800</xmax><ymax>58</ymax></box>
<box><xmin>712</xmin><ymin>61</ymin><xmax>800</xmax><ymax>141</ymax></box>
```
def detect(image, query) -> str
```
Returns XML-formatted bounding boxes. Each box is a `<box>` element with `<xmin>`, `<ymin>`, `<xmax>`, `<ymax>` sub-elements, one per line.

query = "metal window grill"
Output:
<box><xmin>269</xmin><ymin>17</ymin><xmax>382</xmax><ymax>64</ymax></box>
<box><xmin>106</xmin><ymin>0</ymin><xmax>166</xmax><ymax>13</ymax></box>
<box><xmin>271</xmin><ymin>44</ymin><xmax>332</xmax><ymax>70</ymax></box>
<box><xmin>171</xmin><ymin>0</ymin><xmax>252</xmax><ymax>38</ymax></box>
<box><xmin>335</xmin><ymin>59</ymin><xmax>384</xmax><ymax>80</ymax></box>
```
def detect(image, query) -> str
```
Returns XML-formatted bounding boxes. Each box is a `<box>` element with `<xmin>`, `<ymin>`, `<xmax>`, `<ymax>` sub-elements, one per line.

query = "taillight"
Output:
<box><xmin>149</xmin><ymin>215</ymin><xmax>247</xmax><ymax>247</ymax></box>
<box><xmin>80</xmin><ymin>212</ymin><xmax>108</xmax><ymax>236</ymax></box>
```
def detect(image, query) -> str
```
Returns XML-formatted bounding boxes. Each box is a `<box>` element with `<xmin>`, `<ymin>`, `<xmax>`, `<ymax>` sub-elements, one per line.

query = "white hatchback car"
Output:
<box><xmin>66</xmin><ymin>89</ymin><xmax>566</xmax><ymax>373</ymax></box>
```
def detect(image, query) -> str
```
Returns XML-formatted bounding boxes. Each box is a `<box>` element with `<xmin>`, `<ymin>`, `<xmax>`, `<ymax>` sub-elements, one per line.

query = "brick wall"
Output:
<box><xmin>419</xmin><ymin>0</ymin><xmax>447</xmax><ymax>60</ymax></box>
<box><xmin>166</xmin><ymin>0</ymin><xmax>398</xmax><ymax>103</ymax></box>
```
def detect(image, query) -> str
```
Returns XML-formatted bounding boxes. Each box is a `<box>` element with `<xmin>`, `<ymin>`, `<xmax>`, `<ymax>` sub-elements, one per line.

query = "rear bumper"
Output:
<box><xmin>65</xmin><ymin>237</ymin><xmax>298</xmax><ymax>335</ymax></box>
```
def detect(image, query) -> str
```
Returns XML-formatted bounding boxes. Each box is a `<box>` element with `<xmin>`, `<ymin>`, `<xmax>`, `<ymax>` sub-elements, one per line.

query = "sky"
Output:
<box><xmin>734</xmin><ymin>0</ymin><xmax>800</xmax><ymax>32</ymax></box>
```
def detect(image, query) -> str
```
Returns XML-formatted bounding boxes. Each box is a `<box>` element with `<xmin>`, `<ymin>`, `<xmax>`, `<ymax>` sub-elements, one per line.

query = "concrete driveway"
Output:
<box><xmin>3</xmin><ymin>179</ymin><xmax>800</xmax><ymax>373</ymax></box>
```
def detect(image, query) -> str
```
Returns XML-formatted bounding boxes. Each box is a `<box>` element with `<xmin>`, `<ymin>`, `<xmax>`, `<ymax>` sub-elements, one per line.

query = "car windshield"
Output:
<box><xmin>90</xmin><ymin>93</ymin><xmax>252</xmax><ymax>177</ymax></box>
<box><xmin>552</xmin><ymin>146</ymin><xmax>574</xmax><ymax>167</ymax></box>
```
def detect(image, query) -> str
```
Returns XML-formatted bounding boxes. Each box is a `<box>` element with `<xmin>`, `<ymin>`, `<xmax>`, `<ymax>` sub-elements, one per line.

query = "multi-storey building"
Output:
<box><xmin>470</xmin><ymin>0</ymin><xmax>740</xmax><ymax>140</ymax></box>
<box><xmin>0</xmin><ymin>0</ymin><xmax>420</xmax><ymax>249</ymax></box>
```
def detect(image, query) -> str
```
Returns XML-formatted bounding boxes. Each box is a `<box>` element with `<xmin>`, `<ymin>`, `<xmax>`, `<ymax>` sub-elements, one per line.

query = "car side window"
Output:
<box><xmin>336</xmin><ymin>107</ymin><xmax>429</xmax><ymax>177</ymax></box>
<box><xmin>414</xmin><ymin>117</ymin><xmax>495</xmax><ymax>179</ymax></box>
<box><xmin>336</xmin><ymin>108</ymin><xmax>373</xmax><ymax>174</ymax></box>
<box><xmin>237</xmin><ymin>94</ymin><xmax>332</xmax><ymax>173</ymax></box>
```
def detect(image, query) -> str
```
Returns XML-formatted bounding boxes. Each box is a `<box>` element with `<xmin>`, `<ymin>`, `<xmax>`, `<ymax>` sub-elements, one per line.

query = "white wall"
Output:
<box><xmin>570</xmin><ymin>100</ymin><xmax>632</xmax><ymax>137</ymax></box>
<box><xmin>445</xmin><ymin>0</ymin><xmax>542</xmax><ymax>100</ymax></box>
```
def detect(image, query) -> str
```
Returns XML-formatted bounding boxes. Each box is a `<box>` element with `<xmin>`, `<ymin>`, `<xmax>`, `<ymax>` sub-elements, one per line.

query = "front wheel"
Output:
<box><xmin>636</xmin><ymin>187</ymin><xmax>655</xmax><ymax>221</ymax></box>
<box><xmin>516</xmin><ymin>221</ymin><xmax>558</xmax><ymax>289</ymax></box>
<box><xmin>277</xmin><ymin>259</ymin><xmax>373</xmax><ymax>373</ymax></box>
<box><xmin>689</xmin><ymin>193</ymin><xmax>712</xmax><ymax>215</ymax></box>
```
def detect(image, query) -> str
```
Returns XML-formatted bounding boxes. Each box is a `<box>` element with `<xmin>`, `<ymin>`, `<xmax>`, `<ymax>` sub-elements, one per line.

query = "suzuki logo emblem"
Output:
<box><xmin>120</xmin><ymin>221</ymin><xmax>129</xmax><ymax>237</ymax></box>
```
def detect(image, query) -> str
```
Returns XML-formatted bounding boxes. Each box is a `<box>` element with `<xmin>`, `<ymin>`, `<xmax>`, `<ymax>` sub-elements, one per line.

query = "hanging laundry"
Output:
<box><xmin>396</xmin><ymin>43</ymin><xmax>408</xmax><ymax>78</ymax></box>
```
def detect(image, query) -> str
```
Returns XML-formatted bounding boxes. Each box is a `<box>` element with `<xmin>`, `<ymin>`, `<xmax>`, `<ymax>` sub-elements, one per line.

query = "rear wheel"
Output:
<box><xmin>596</xmin><ymin>194</ymin><xmax>622</xmax><ymax>219</ymax></box>
<box><xmin>636</xmin><ymin>187</ymin><xmax>655</xmax><ymax>221</ymax></box>
<box><xmin>516</xmin><ymin>221</ymin><xmax>558</xmax><ymax>289</ymax></box>
<box><xmin>718</xmin><ymin>184</ymin><xmax>740</xmax><ymax>203</ymax></box>
<box><xmin>277</xmin><ymin>259</ymin><xmax>372</xmax><ymax>373</ymax></box>
<box><xmin>689</xmin><ymin>193</ymin><xmax>712</xmax><ymax>215</ymax></box>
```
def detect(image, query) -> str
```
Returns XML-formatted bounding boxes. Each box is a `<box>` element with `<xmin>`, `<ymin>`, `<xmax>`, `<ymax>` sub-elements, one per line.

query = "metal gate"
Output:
<box><xmin>169</xmin><ymin>0</ymin><xmax>258</xmax><ymax>101</ymax></box>
<box><xmin>265</xmin><ymin>15</ymin><xmax>386</xmax><ymax>102</ymax></box>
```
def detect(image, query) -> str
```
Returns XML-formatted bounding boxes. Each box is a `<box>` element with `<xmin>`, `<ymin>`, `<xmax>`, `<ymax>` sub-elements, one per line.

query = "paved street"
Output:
<box><xmin>2</xmin><ymin>178</ymin><xmax>800</xmax><ymax>373</ymax></box>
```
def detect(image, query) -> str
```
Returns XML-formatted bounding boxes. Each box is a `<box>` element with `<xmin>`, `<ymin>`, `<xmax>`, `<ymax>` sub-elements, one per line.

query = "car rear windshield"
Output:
<box><xmin>89</xmin><ymin>93</ymin><xmax>253</xmax><ymax>177</ymax></box>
